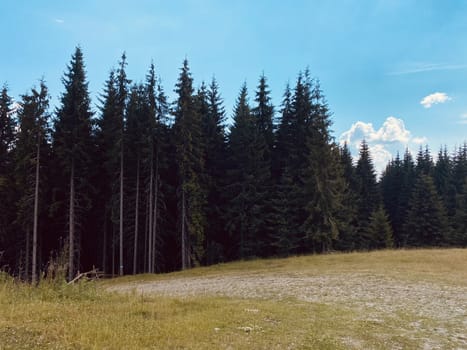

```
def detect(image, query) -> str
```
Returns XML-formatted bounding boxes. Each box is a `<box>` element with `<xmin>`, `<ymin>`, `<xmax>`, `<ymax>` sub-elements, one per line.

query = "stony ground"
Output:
<box><xmin>109</xmin><ymin>269</ymin><xmax>467</xmax><ymax>349</ymax></box>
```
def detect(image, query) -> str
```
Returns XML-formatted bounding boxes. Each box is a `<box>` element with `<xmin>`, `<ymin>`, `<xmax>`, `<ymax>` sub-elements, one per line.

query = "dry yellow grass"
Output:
<box><xmin>1</xmin><ymin>248</ymin><xmax>466</xmax><ymax>349</ymax></box>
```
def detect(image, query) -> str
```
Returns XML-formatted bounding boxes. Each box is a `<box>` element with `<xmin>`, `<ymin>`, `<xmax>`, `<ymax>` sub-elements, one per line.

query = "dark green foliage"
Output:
<box><xmin>2</xmin><ymin>50</ymin><xmax>467</xmax><ymax>278</ymax></box>
<box><xmin>52</xmin><ymin>47</ymin><xmax>94</xmax><ymax>279</ymax></box>
<box><xmin>173</xmin><ymin>59</ymin><xmax>206</xmax><ymax>268</ymax></box>
<box><xmin>366</xmin><ymin>206</ymin><xmax>394</xmax><ymax>249</ymax></box>
<box><xmin>252</xmin><ymin>74</ymin><xmax>275</xmax><ymax>154</ymax></box>
<box><xmin>225</xmin><ymin>84</ymin><xmax>270</xmax><ymax>259</ymax></box>
<box><xmin>13</xmin><ymin>81</ymin><xmax>50</xmax><ymax>278</ymax></box>
<box><xmin>355</xmin><ymin>140</ymin><xmax>381</xmax><ymax>248</ymax></box>
<box><xmin>416</xmin><ymin>146</ymin><xmax>433</xmax><ymax>176</ymax></box>
<box><xmin>0</xmin><ymin>85</ymin><xmax>15</xmax><ymax>169</ymax></box>
<box><xmin>200</xmin><ymin>78</ymin><xmax>228</xmax><ymax>264</ymax></box>
<box><xmin>0</xmin><ymin>85</ymin><xmax>16</xmax><ymax>268</ymax></box>
<box><xmin>403</xmin><ymin>175</ymin><xmax>448</xmax><ymax>247</ymax></box>
<box><xmin>335</xmin><ymin>143</ymin><xmax>359</xmax><ymax>251</ymax></box>
<box><xmin>301</xmin><ymin>82</ymin><xmax>344</xmax><ymax>252</ymax></box>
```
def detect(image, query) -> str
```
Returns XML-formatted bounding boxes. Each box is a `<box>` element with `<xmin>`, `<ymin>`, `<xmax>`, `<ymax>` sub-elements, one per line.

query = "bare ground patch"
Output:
<box><xmin>109</xmin><ymin>272</ymin><xmax>467</xmax><ymax>349</ymax></box>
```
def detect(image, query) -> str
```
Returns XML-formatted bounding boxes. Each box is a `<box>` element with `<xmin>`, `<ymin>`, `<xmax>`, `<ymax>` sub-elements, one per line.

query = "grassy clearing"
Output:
<box><xmin>1</xmin><ymin>249</ymin><xmax>466</xmax><ymax>349</ymax></box>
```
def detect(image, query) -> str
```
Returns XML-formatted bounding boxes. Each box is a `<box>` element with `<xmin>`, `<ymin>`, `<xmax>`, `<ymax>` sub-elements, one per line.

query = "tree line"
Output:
<box><xmin>0</xmin><ymin>47</ymin><xmax>466</xmax><ymax>281</ymax></box>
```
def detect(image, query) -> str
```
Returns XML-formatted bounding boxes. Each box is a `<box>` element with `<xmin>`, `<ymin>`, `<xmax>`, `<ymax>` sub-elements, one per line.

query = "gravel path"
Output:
<box><xmin>109</xmin><ymin>272</ymin><xmax>467</xmax><ymax>348</ymax></box>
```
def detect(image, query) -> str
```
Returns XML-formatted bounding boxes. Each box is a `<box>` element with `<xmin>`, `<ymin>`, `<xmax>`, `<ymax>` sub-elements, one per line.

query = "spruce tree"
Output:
<box><xmin>172</xmin><ymin>59</ymin><xmax>206</xmax><ymax>268</ymax></box>
<box><xmin>225</xmin><ymin>84</ymin><xmax>270</xmax><ymax>258</ymax></box>
<box><xmin>355</xmin><ymin>140</ymin><xmax>380</xmax><ymax>249</ymax></box>
<box><xmin>14</xmin><ymin>81</ymin><xmax>50</xmax><ymax>282</ymax></box>
<box><xmin>200</xmin><ymin>78</ymin><xmax>227</xmax><ymax>263</ymax></box>
<box><xmin>366</xmin><ymin>206</ymin><xmax>394</xmax><ymax>249</ymax></box>
<box><xmin>451</xmin><ymin>144</ymin><xmax>467</xmax><ymax>245</ymax></box>
<box><xmin>52</xmin><ymin>47</ymin><xmax>94</xmax><ymax>280</ymax></box>
<box><xmin>252</xmin><ymin>74</ymin><xmax>275</xmax><ymax>154</ymax></box>
<box><xmin>403</xmin><ymin>174</ymin><xmax>448</xmax><ymax>246</ymax></box>
<box><xmin>301</xmin><ymin>81</ymin><xmax>344</xmax><ymax>252</ymax></box>
<box><xmin>0</xmin><ymin>85</ymin><xmax>15</xmax><ymax>271</ymax></box>
<box><xmin>336</xmin><ymin>143</ymin><xmax>359</xmax><ymax>251</ymax></box>
<box><xmin>96</xmin><ymin>70</ymin><xmax>119</xmax><ymax>275</ymax></box>
<box><xmin>116</xmin><ymin>53</ymin><xmax>130</xmax><ymax>276</ymax></box>
<box><xmin>270</xmin><ymin>83</ymin><xmax>299</xmax><ymax>254</ymax></box>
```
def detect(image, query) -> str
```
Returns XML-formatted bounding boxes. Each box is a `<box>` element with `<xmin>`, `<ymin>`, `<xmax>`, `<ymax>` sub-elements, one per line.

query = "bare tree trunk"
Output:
<box><xmin>181</xmin><ymin>186</ymin><xmax>186</xmax><ymax>270</ymax></box>
<box><xmin>119</xmin><ymin>144</ymin><xmax>124</xmax><ymax>276</ymax></box>
<box><xmin>102</xmin><ymin>215</ymin><xmax>107</xmax><ymax>274</ymax></box>
<box><xmin>25</xmin><ymin>228</ymin><xmax>30</xmax><ymax>281</ymax></box>
<box><xmin>152</xmin><ymin>154</ymin><xmax>159</xmax><ymax>273</ymax></box>
<box><xmin>112</xmin><ymin>229</ymin><xmax>115</xmax><ymax>277</ymax></box>
<box><xmin>144</xmin><ymin>193</ymin><xmax>149</xmax><ymax>272</ymax></box>
<box><xmin>68</xmin><ymin>160</ymin><xmax>75</xmax><ymax>281</ymax></box>
<box><xmin>32</xmin><ymin>138</ymin><xmax>40</xmax><ymax>284</ymax></box>
<box><xmin>148</xmin><ymin>155</ymin><xmax>154</xmax><ymax>273</ymax></box>
<box><xmin>132</xmin><ymin>157</ymin><xmax>140</xmax><ymax>275</ymax></box>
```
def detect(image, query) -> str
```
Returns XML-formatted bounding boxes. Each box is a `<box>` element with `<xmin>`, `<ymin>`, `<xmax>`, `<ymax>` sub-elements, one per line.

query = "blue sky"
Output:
<box><xmin>1</xmin><ymin>0</ymin><xmax>466</xmax><ymax>171</ymax></box>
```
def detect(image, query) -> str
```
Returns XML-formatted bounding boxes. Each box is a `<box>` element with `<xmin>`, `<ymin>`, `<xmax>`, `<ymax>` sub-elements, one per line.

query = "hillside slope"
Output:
<box><xmin>106</xmin><ymin>249</ymin><xmax>467</xmax><ymax>349</ymax></box>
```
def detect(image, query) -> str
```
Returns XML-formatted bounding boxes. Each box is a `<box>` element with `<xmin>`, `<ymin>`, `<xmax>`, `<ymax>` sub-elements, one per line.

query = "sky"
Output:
<box><xmin>1</xmin><ymin>0</ymin><xmax>467</xmax><ymax>172</ymax></box>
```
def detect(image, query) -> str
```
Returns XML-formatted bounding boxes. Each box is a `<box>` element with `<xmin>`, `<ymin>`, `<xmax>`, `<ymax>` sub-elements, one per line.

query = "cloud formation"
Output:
<box><xmin>420</xmin><ymin>92</ymin><xmax>451</xmax><ymax>108</ymax></box>
<box><xmin>460</xmin><ymin>114</ymin><xmax>467</xmax><ymax>125</ymax></box>
<box><xmin>54</xmin><ymin>18</ymin><xmax>65</xmax><ymax>24</ymax></box>
<box><xmin>340</xmin><ymin>116</ymin><xmax>427</xmax><ymax>174</ymax></box>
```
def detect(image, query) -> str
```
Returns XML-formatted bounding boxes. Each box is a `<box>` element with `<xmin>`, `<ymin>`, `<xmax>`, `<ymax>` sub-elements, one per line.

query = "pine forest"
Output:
<box><xmin>1</xmin><ymin>47</ymin><xmax>466</xmax><ymax>281</ymax></box>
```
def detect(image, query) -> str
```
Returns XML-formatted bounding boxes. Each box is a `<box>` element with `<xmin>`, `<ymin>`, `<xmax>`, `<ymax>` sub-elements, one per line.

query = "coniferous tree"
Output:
<box><xmin>225</xmin><ymin>84</ymin><xmax>270</xmax><ymax>258</ymax></box>
<box><xmin>14</xmin><ymin>81</ymin><xmax>50</xmax><ymax>282</ymax></box>
<box><xmin>200</xmin><ymin>78</ymin><xmax>227</xmax><ymax>263</ymax></box>
<box><xmin>52</xmin><ymin>47</ymin><xmax>94</xmax><ymax>280</ymax></box>
<box><xmin>355</xmin><ymin>140</ymin><xmax>380</xmax><ymax>249</ymax></box>
<box><xmin>115</xmin><ymin>53</ymin><xmax>130</xmax><ymax>276</ymax></box>
<box><xmin>301</xmin><ymin>81</ymin><xmax>344</xmax><ymax>252</ymax></box>
<box><xmin>416</xmin><ymin>146</ymin><xmax>433</xmax><ymax>176</ymax></box>
<box><xmin>96</xmin><ymin>70</ymin><xmax>119</xmax><ymax>275</ymax></box>
<box><xmin>125</xmin><ymin>84</ymin><xmax>144</xmax><ymax>274</ymax></box>
<box><xmin>172</xmin><ymin>59</ymin><xmax>206</xmax><ymax>268</ymax></box>
<box><xmin>280</xmin><ymin>72</ymin><xmax>314</xmax><ymax>253</ymax></box>
<box><xmin>274</xmin><ymin>83</ymin><xmax>293</xmax><ymax>180</ymax></box>
<box><xmin>366</xmin><ymin>206</ymin><xmax>394</xmax><ymax>249</ymax></box>
<box><xmin>451</xmin><ymin>144</ymin><xmax>467</xmax><ymax>245</ymax></box>
<box><xmin>0</xmin><ymin>85</ymin><xmax>16</xmax><ymax>270</ymax></box>
<box><xmin>252</xmin><ymin>74</ymin><xmax>275</xmax><ymax>155</ymax></box>
<box><xmin>381</xmin><ymin>154</ymin><xmax>405</xmax><ymax>245</ymax></box>
<box><xmin>336</xmin><ymin>142</ymin><xmax>359</xmax><ymax>250</ymax></box>
<box><xmin>404</xmin><ymin>174</ymin><xmax>448</xmax><ymax>246</ymax></box>
<box><xmin>270</xmin><ymin>83</ymin><xmax>299</xmax><ymax>254</ymax></box>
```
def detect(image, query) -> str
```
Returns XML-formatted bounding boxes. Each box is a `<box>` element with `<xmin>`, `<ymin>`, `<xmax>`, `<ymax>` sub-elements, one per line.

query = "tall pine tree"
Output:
<box><xmin>52</xmin><ymin>47</ymin><xmax>94</xmax><ymax>280</ymax></box>
<box><xmin>172</xmin><ymin>59</ymin><xmax>206</xmax><ymax>268</ymax></box>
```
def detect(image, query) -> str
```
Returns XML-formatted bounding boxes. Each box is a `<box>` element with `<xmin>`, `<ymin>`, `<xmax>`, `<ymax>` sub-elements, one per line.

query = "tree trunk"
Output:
<box><xmin>68</xmin><ymin>160</ymin><xmax>75</xmax><ymax>281</ymax></box>
<box><xmin>181</xmin><ymin>186</ymin><xmax>186</xmax><ymax>270</ymax></box>
<box><xmin>148</xmin><ymin>155</ymin><xmax>154</xmax><ymax>273</ymax></box>
<box><xmin>144</xmin><ymin>193</ymin><xmax>149</xmax><ymax>272</ymax></box>
<box><xmin>32</xmin><ymin>137</ymin><xmax>40</xmax><ymax>284</ymax></box>
<box><xmin>112</xmin><ymin>229</ymin><xmax>115</xmax><ymax>277</ymax></box>
<box><xmin>119</xmin><ymin>143</ymin><xmax>124</xmax><ymax>276</ymax></box>
<box><xmin>102</xmin><ymin>214</ymin><xmax>107</xmax><ymax>274</ymax></box>
<box><xmin>133</xmin><ymin>157</ymin><xmax>140</xmax><ymax>275</ymax></box>
<box><xmin>25</xmin><ymin>228</ymin><xmax>30</xmax><ymax>281</ymax></box>
<box><xmin>152</xmin><ymin>154</ymin><xmax>159</xmax><ymax>273</ymax></box>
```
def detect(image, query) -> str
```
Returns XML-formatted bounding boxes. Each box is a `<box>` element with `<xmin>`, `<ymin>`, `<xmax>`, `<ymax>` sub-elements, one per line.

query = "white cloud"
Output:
<box><xmin>420</xmin><ymin>92</ymin><xmax>451</xmax><ymax>108</ymax></box>
<box><xmin>339</xmin><ymin>116</ymin><xmax>427</xmax><ymax>174</ymax></box>
<box><xmin>412</xmin><ymin>136</ymin><xmax>428</xmax><ymax>144</ymax></box>
<box><xmin>54</xmin><ymin>18</ymin><xmax>65</xmax><ymax>24</ymax></box>
<box><xmin>340</xmin><ymin>116</ymin><xmax>411</xmax><ymax>146</ymax></box>
<box><xmin>459</xmin><ymin>114</ymin><xmax>467</xmax><ymax>125</ymax></box>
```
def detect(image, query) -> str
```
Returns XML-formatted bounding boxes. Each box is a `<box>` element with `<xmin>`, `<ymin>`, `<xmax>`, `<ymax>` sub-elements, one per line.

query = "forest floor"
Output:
<box><xmin>1</xmin><ymin>249</ymin><xmax>467</xmax><ymax>349</ymax></box>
